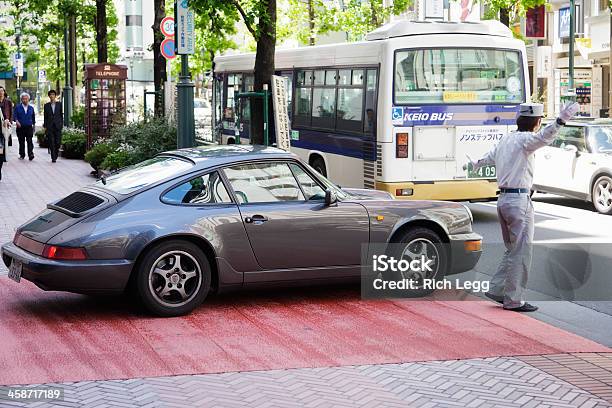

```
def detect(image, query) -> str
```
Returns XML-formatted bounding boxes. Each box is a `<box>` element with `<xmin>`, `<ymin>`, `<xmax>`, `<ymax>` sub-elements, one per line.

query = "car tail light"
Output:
<box><xmin>42</xmin><ymin>245</ymin><xmax>88</xmax><ymax>260</ymax></box>
<box><xmin>395</xmin><ymin>188</ymin><xmax>414</xmax><ymax>197</ymax></box>
<box><xmin>396</xmin><ymin>133</ymin><xmax>409</xmax><ymax>158</ymax></box>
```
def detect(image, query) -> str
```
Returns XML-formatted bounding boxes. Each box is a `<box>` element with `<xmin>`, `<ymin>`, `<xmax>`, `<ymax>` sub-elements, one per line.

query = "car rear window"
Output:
<box><xmin>98</xmin><ymin>156</ymin><xmax>193</xmax><ymax>195</ymax></box>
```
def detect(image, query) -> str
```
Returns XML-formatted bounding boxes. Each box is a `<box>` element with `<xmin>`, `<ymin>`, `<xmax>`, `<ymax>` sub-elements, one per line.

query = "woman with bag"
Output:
<box><xmin>0</xmin><ymin>86</ymin><xmax>11</xmax><ymax>181</ymax></box>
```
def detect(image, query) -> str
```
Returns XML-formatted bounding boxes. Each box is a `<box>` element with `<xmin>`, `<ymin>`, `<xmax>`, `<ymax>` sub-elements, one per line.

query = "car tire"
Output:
<box><xmin>592</xmin><ymin>175</ymin><xmax>612</xmax><ymax>215</ymax></box>
<box><xmin>136</xmin><ymin>240</ymin><xmax>211</xmax><ymax>317</ymax></box>
<box><xmin>310</xmin><ymin>156</ymin><xmax>327</xmax><ymax>177</ymax></box>
<box><xmin>383</xmin><ymin>227</ymin><xmax>448</xmax><ymax>297</ymax></box>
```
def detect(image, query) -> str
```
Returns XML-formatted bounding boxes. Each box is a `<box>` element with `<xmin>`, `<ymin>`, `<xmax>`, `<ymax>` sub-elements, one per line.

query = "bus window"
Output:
<box><xmin>314</xmin><ymin>70</ymin><xmax>325</xmax><ymax>85</ymax></box>
<box><xmin>352</xmin><ymin>69</ymin><xmax>364</xmax><ymax>85</ymax></box>
<box><xmin>325</xmin><ymin>70</ymin><xmax>336</xmax><ymax>85</ymax></box>
<box><xmin>337</xmin><ymin>88</ymin><xmax>363</xmax><ymax>133</ymax></box>
<box><xmin>312</xmin><ymin>88</ymin><xmax>336</xmax><ymax>129</ymax></box>
<box><xmin>394</xmin><ymin>48</ymin><xmax>524</xmax><ymax>105</ymax></box>
<box><xmin>338</xmin><ymin>69</ymin><xmax>351</xmax><ymax>85</ymax></box>
<box><xmin>364</xmin><ymin>69</ymin><xmax>377</xmax><ymax>134</ymax></box>
<box><xmin>224</xmin><ymin>74</ymin><xmax>243</xmax><ymax>120</ymax></box>
<box><xmin>294</xmin><ymin>76</ymin><xmax>312</xmax><ymax>127</ymax></box>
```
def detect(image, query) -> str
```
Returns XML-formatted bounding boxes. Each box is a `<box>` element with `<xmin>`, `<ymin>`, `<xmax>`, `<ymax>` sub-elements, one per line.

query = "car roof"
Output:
<box><xmin>543</xmin><ymin>118</ymin><xmax>612</xmax><ymax>127</ymax></box>
<box><xmin>159</xmin><ymin>145</ymin><xmax>296</xmax><ymax>169</ymax></box>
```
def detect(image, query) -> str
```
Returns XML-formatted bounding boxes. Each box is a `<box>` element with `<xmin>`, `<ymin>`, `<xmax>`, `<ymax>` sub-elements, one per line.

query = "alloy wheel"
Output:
<box><xmin>148</xmin><ymin>250</ymin><xmax>202</xmax><ymax>307</ymax></box>
<box><xmin>594</xmin><ymin>176</ymin><xmax>612</xmax><ymax>214</ymax></box>
<box><xmin>399</xmin><ymin>238</ymin><xmax>439</xmax><ymax>283</ymax></box>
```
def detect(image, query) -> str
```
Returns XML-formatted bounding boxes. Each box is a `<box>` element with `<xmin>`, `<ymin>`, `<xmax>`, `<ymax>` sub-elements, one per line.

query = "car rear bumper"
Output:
<box><xmin>376</xmin><ymin>180</ymin><xmax>498</xmax><ymax>201</ymax></box>
<box><xmin>448</xmin><ymin>232</ymin><xmax>482</xmax><ymax>275</ymax></box>
<box><xmin>2</xmin><ymin>242</ymin><xmax>133</xmax><ymax>294</ymax></box>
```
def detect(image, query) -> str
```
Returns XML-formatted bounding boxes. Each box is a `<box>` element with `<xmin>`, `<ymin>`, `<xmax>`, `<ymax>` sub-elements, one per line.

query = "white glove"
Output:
<box><xmin>559</xmin><ymin>101</ymin><xmax>580</xmax><ymax>122</ymax></box>
<box><xmin>462</xmin><ymin>154</ymin><xmax>477</xmax><ymax>171</ymax></box>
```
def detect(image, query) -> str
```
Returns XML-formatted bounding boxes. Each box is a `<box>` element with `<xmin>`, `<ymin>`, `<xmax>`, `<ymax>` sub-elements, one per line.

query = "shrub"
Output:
<box><xmin>71</xmin><ymin>106</ymin><xmax>85</xmax><ymax>129</ymax></box>
<box><xmin>35</xmin><ymin>129</ymin><xmax>48</xmax><ymax>148</ymax></box>
<box><xmin>84</xmin><ymin>143</ymin><xmax>115</xmax><ymax>171</ymax></box>
<box><xmin>101</xmin><ymin>150</ymin><xmax>136</xmax><ymax>171</ymax></box>
<box><xmin>61</xmin><ymin>128</ymin><xmax>87</xmax><ymax>159</ymax></box>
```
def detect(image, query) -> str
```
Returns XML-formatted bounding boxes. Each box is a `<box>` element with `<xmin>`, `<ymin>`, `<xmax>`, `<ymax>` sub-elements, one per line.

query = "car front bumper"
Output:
<box><xmin>1</xmin><ymin>242</ymin><xmax>133</xmax><ymax>294</ymax></box>
<box><xmin>448</xmin><ymin>232</ymin><xmax>482</xmax><ymax>275</ymax></box>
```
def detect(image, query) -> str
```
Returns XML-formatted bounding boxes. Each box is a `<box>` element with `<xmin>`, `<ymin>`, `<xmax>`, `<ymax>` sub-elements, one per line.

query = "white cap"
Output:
<box><xmin>518</xmin><ymin>102</ymin><xmax>544</xmax><ymax>117</ymax></box>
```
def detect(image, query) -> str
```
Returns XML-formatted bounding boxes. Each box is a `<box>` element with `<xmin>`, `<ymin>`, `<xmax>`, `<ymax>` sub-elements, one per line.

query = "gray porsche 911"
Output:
<box><xmin>2</xmin><ymin>145</ymin><xmax>482</xmax><ymax>316</ymax></box>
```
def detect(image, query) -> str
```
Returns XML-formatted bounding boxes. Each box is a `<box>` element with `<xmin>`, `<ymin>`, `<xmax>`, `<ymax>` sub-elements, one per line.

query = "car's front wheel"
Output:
<box><xmin>136</xmin><ymin>240</ymin><xmax>211</xmax><ymax>317</ymax></box>
<box><xmin>592</xmin><ymin>175</ymin><xmax>612</xmax><ymax>215</ymax></box>
<box><xmin>384</xmin><ymin>227</ymin><xmax>448</xmax><ymax>297</ymax></box>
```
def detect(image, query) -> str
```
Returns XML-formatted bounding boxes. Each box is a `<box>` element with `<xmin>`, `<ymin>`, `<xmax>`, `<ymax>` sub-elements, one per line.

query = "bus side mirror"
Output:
<box><xmin>325</xmin><ymin>189</ymin><xmax>338</xmax><ymax>207</ymax></box>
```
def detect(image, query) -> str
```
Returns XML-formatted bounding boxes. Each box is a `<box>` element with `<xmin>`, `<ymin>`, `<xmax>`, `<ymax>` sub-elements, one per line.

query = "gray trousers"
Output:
<box><xmin>489</xmin><ymin>193</ymin><xmax>534</xmax><ymax>309</ymax></box>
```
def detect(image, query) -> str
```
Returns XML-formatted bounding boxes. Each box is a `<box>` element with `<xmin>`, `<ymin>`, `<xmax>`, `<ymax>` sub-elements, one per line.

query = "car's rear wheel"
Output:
<box><xmin>592</xmin><ymin>175</ymin><xmax>612</xmax><ymax>215</ymax></box>
<box><xmin>384</xmin><ymin>227</ymin><xmax>448</xmax><ymax>297</ymax></box>
<box><xmin>136</xmin><ymin>240</ymin><xmax>211</xmax><ymax>317</ymax></box>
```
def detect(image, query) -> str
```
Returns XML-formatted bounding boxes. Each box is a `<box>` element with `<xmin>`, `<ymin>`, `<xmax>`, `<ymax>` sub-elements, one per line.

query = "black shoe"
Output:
<box><xmin>52</xmin><ymin>160</ymin><xmax>56</xmax><ymax>163</ymax></box>
<box><xmin>19</xmin><ymin>156</ymin><xmax>24</xmax><ymax>160</ymax></box>
<box><xmin>504</xmin><ymin>303</ymin><xmax>538</xmax><ymax>312</ymax></box>
<box><xmin>28</xmin><ymin>156</ymin><xmax>34</xmax><ymax>161</ymax></box>
<box><xmin>484</xmin><ymin>292</ymin><xmax>504</xmax><ymax>304</ymax></box>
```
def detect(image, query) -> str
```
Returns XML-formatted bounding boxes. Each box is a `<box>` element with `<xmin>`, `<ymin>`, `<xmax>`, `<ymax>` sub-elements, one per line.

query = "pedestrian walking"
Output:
<box><xmin>13</xmin><ymin>92</ymin><xmax>36</xmax><ymax>161</ymax></box>
<box><xmin>43</xmin><ymin>90</ymin><xmax>63</xmax><ymax>163</ymax></box>
<box><xmin>0</xmin><ymin>86</ymin><xmax>12</xmax><ymax>152</ymax></box>
<box><xmin>465</xmin><ymin>101</ymin><xmax>579</xmax><ymax>312</ymax></box>
<box><xmin>0</xmin><ymin>106</ymin><xmax>5</xmax><ymax>181</ymax></box>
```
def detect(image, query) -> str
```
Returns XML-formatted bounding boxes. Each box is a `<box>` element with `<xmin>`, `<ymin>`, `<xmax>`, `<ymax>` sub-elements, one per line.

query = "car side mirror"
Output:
<box><xmin>324</xmin><ymin>189</ymin><xmax>338</xmax><ymax>207</ymax></box>
<box><xmin>563</xmin><ymin>144</ymin><xmax>579</xmax><ymax>156</ymax></box>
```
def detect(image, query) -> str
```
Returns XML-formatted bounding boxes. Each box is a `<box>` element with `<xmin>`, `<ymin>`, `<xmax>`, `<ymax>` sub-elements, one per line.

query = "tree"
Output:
<box><xmin>480</xmin><ymin>0</ymin><xmax>547</xmax><ymax>27</ymax></box>
<box><xmin>280</xmin><ymin>0</ymin><xmax>412</xmax><ymax>45</ymax></box>
<box><xmin>95</xmin><ymin>0</ymin><xmax>108</xmax><ymax>62</ymax></box>
<box><xmin>190</xmin><ymin>0</ymin><xmax>277</xmax><ymax>145</ymax></box>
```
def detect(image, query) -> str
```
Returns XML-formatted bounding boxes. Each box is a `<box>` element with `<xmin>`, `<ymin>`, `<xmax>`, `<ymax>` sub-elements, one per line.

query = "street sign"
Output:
<box><xmin>160</xmin><ymin>16</ymin><xmax>175</xmax><ymax>38</ymax></box>
<box><xmin>176</xmin><ymin>0</ymin><xmax>195</xmax><ymax>54</ymax></box>
<box><xmin>161</xmin><ymin>38</ymin><xmax>176</xmax><ymax>60</ymax></box>
<box><xmin>271</xmin><ymin>75</ymin><xmax>291</xmax><ymax>151</ymax></box>
<box><xmin>38</xmin><ymin>69</ymin><xmax>47</xmax><ymax>82</ymax></box>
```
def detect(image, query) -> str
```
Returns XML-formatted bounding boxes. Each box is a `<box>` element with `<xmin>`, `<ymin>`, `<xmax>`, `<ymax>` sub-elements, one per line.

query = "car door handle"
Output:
<box><xmin>245</xmin><ymin>215</ymin><xmax>268</xmax><ymax>224</ymax></box>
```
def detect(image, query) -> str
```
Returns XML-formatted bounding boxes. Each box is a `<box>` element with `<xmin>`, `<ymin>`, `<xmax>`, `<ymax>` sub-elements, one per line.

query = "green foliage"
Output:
<box><xmin>35</xmin><ymin>129</ymin><xmax>48</xmax><ymax>148</ymax></box>
<box><xmin>71</xmin><ymin>106</ymin><xmax>85</xmax><ymax>129</ymax></box>
<box><xmin>100</xmin><ymin>151</ymin><xmax>135</xmax><ymax>172</ymax></box>
<box><xmin>279</xmin><ymin>0</ymin><xmax>413</xmax><ymax>44</ymax></box>
<box><xmin>481</xmin><ymin>0</ymin><xmax>547</xmax><ymax>25</ymax></box>
<box><xmin>84</xmin><ymin>142</ymin><xmax>114</xmax><ymax>170</ymax></box>
<box><xmin>61</xmin><ymin>128</ymin><xmax>87</xmax><ymax>159</ymax></box>
<box><xmin>90</xmin><ymin>118</ymin><xmax>178</xmax><ymax>171</ymax></box>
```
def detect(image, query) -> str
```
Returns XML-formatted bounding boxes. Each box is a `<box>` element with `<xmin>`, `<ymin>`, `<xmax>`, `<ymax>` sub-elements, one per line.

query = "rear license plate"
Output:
<box><xmin>8</xmin><ymin>260</ymin><xmax>22</xmax><ymax>283</ymax></box>
<box><xmin>467</xmin><ymin>164</ymin><xmax>496</xmax><ymax>179</ymax></box>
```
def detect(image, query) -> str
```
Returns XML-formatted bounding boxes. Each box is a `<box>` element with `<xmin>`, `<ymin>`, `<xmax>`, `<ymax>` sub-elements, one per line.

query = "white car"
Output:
<box><xmin>533</xmin><ymin>120</ymin><xmax>612</xmax><ymax>214</ymax></box>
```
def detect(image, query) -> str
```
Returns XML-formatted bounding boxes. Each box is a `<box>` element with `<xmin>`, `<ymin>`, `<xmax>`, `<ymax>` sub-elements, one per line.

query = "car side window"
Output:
<box><xmin>162</xmin><ymin>171</ymin><xmax>232</xmax><ymax>205</ymax></box>
<box><xmin>224</xmin><ymin>162</ymin><xmax>305</xmax><ymax>204</ymax></box>
<box><xmin>553</xmin><ymin>126</ymin><xmax>586</xmax><ymax>151</ymax></box>
<box><xmin>289</xmin><ymin>163</ymin><xmax>326</xmax><ymax>200</ymax></box>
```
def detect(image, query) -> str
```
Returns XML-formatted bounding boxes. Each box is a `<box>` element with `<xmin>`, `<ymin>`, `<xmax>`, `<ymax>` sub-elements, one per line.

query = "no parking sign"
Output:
<box><xmin>161</xmin><ymin>38</ymin><xmax>176</xmax><ymax>60</ymax></box>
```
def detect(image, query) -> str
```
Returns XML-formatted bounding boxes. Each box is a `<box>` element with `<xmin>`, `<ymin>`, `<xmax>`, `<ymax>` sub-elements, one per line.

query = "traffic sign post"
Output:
<box><xmin>161</xmin><ymin>38</ymin><xmax>176</xmax><ymax>60</ymax></box>
<box><xmin>175</xmin><ymin>0</ymin><xmax>195</xmax><ymax>149</ymax></box>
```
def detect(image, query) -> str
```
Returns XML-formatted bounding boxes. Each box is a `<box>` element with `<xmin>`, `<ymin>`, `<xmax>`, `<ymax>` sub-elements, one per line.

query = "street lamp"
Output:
<box><xmin>15</xmin><ymin>24</ymin><xmax>22</xmax><ymax>99</ymax></box>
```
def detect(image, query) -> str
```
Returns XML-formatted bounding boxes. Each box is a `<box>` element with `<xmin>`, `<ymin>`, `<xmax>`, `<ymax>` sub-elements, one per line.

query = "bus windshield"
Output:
<box><xmin>394</xmin><ymin>48</ymin><xmax>524</xmax><ymax>105</ymax></box>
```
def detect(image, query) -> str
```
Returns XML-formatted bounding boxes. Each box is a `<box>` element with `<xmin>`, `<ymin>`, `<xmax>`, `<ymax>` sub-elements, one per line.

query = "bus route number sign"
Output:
<box><xmin>467</xmin><ymin>163</ymin><xmax>496</xmax><ymax>179</ymax></box>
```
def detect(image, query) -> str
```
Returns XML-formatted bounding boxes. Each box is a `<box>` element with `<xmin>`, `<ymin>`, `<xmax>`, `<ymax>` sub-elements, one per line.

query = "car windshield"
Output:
<box><xmin>97</xmin><ymin>156</ymin><xmax>193</xmax><ymax>195</ymax></box>
<box><xmin>588</xmin><ymin>127</ymin><xmax>612</xmax><ymax>153</ymax></box>
<box><xmin>303</xmin><ymin>163</ymin><xmax>349</xmax><ymax>200</ymax></box>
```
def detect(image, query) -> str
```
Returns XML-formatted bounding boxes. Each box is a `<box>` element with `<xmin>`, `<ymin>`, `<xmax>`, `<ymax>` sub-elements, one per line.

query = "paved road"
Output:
<box><xmin>467</xmin><ymin>194</ymin><xmax>612</xmax><ymax>347</ymax></box>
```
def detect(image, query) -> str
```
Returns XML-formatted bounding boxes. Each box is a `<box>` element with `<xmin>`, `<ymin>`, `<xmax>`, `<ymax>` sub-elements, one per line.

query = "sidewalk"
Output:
<box><xmin>0</xmin><ymin>145</ymin><xmax>93</xmax><ymax>272</ymax></box>
<box><xmin>0</xmin><ymin>144</ymin><xmax>610</xmax><ymax>408</ymax></box>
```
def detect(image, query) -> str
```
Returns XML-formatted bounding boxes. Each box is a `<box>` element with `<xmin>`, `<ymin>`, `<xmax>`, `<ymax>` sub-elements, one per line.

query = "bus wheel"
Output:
<box><xmin>227</xmin><ymin>138</ymin><xmax>236</xmax><ymax>145</ymax></box>
<box><xmin>311</xmin><ymin>157</ymin><xmax>327</xmax><ymax>177</ymax></box>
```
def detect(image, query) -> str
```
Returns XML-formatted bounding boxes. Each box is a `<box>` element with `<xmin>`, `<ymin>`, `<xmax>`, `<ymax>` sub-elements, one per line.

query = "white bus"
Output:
<box><xmin>213</xmin><ymin>19</ymin><xmax>529</xmax><ymax>200</ymax></box>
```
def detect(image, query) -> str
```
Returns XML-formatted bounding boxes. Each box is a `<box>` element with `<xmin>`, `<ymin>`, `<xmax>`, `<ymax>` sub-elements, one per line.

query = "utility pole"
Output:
<box><xmin>568</xmin><ymin>0</ymin><xmax>576</xmax><ymax>101</ymax></box>
<box><xmin>15</xmin><ymin>24</ymin><xmax>22</xmax><ymax>99</ymax></box>
<box><xmin>63</xmin><ymin>16</ymin><xmax>72</xmax><ymax>127</ymax></box>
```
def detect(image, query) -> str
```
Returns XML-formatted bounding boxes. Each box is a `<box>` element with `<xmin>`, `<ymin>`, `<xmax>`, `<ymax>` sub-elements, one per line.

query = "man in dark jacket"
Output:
<box><xmin>13</xmin><ymin>92</ymin><xmax>35</xmax><ymax>160</ymax></box>
<box><xmin>43</xmin><ymin>90</ymin><xmax>63</xmax><ymax>163</ymax></box>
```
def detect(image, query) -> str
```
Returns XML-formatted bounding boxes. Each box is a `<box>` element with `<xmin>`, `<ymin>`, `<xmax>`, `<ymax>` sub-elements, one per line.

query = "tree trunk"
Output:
<box><xmin>96</xmin><ymin>0</ymin><xmax>108</xmax><ymax>63</ymax></box>
<box><xmin>499</xmin><ymin>8</ymin><xmax>510</xmax><ymax>27</ymax></box>
<box><xmin>308</xmin><ymin>0</ymin><xmax>315</xmax><ymax>46</ymax></box>
<box><xmin>152</xmin><ymin>0</ymin><xmax>167</xmax><ymax>118</ymax></box>
<box><xmin>370</xmin><ymin>0</ymin><xmax>378</xmax><ymax>28</ymax></box>
<box><xmin>69</xmin><ymin>14</ymin><xmax>78</xmax><ymax>107</ymax></box>
<box><xmin>251</xmin><ymin>0</ymin><xmax>276</xmax><ymax>145</ymax></box>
